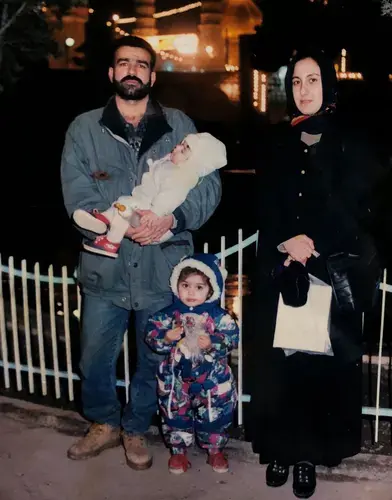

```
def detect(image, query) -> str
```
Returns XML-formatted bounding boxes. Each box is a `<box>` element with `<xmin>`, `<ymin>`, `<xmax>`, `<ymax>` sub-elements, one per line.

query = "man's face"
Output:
<box><xmin>108</xmin><ymin>46</ymin><xmax>156</xmax><ymax>101</ymax></box>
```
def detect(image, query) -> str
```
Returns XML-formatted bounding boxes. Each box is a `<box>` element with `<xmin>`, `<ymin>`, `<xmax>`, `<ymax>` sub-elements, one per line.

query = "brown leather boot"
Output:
<box><xmin>122</xmin><ymin>433</ymin><xmax>153</xmax><ymax>470</ymax></box>
<box><xmin>67</xmin><ymin>423</ymin><xmax>121</xmax><ymax>460</ymax></box>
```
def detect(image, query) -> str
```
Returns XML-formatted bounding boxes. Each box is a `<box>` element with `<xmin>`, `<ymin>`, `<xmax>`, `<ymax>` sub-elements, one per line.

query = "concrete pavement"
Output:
<box><xmin>1</xmin><ymin>396</ymin><xmax>392</xmax><ymax>500</ymax></box>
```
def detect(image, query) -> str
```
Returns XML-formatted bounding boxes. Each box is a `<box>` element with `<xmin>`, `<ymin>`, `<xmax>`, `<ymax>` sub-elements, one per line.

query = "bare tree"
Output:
<box><xmin>0</xmin><ymin>0</ymin><xmax>86</xmax><ymax>92</ymax></box>
<box><xmin>381</xmin><ymin>0</ymin><xmax>392</xmax><ymax>16</ymax></box>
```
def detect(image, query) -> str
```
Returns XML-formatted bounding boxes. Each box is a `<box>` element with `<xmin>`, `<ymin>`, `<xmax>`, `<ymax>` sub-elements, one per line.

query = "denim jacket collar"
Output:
<box><xmin>100</xmin><ymin>96</ymin><xmax>173</xmax><ymax>158</ymax></box>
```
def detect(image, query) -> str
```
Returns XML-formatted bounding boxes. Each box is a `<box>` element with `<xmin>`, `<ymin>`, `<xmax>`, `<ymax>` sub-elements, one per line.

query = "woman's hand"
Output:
<box><xmin>282</xmin><ymin>235</ymin><xmax>315</xmax><ymax>265</ymax></box>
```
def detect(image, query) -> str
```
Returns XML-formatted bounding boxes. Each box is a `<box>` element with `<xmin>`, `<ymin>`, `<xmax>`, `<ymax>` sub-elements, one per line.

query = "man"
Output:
<box><xmin>61</xmin><ymin>36</ymin><xmax>222</xmax><ymax>470</ymax></box>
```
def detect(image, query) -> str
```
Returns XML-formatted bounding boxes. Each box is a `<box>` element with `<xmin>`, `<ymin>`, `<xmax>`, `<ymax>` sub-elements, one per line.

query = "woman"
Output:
<box><xmin>247</xmin><ymin>48</ymin><xmax>391</xmax><ymax>499</ymax></box>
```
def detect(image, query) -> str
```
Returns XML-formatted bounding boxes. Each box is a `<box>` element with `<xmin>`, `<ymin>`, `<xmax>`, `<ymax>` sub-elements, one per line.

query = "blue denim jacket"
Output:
<box><xmin>60</xmin><ymin>98</ymin><xmax>222</xmax><ymax>311</ymax></box>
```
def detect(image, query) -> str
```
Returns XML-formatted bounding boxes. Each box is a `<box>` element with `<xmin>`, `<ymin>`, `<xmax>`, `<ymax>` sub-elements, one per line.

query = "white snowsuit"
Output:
<box><xmin>100</xmin><ymin>132</ymin><xmax>227</xmax><ymax>244</ymax></box>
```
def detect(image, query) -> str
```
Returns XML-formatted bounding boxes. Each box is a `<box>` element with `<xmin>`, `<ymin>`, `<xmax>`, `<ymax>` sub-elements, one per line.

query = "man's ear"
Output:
<box><xmin>150</xmin><ymin>71</ymin><xmax>156</xmax><ymax>87</ymax></box>
<box><xmin>108</xmin><ymin>66</ymin><xmax>114</xmax><ymax>83</ymax></box>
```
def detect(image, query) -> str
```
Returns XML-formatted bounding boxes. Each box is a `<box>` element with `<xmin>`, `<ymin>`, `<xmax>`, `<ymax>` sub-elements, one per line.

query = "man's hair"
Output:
<box><xmin>110</xmin><ymin>36</ymin><xmax>157</xmax><ymax>70</ymax></box>
<box><xmin>178</xmin><ymin>267</ymin><xmax>214</xmax><ymax>300</ymax></box>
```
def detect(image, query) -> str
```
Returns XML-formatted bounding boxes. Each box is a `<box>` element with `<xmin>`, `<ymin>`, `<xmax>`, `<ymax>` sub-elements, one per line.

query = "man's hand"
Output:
<box><xmin>125</xmin><ymin>210</ymin><xmax>174</xmax><ymax>245</ymax></box>
<box><xmin>139</xmin><ymin>210</ymin><xmax>160</xmax><ymax>229</ymax></box>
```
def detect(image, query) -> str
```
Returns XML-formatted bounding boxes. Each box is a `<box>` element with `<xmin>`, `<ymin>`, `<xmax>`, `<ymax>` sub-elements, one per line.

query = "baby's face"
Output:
<box><xmin>170</xmin><ymin>141</ymin><xmax>191</xmax><ymax>164</ymax></box>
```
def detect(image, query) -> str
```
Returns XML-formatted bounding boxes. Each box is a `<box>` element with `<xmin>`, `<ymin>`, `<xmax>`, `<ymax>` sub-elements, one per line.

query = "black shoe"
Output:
<box><xmin>266</xmin><ymin>460</ymin><xmax>289</xmax><ymax>487</ymax></box>
<box><xmin>293</xmin><ymin>462</ymin><xmax>316</xmax><ymax>499</ymax></box>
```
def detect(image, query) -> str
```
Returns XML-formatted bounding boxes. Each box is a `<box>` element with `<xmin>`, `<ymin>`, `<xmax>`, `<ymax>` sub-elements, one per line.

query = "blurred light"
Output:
<box><xmin>225</xmin><ymin>64</ymin><xmax>239</xmax><ymax>72</ymax></box>
<box><xmin>253</xmin><ymin>70</ymin><xmax>259</xmax><ymax>103</ymax></box>
<box><xmin>116</xmin><ymin>16</ymin><xmax>136</xmax><ymax>24</ymax></box>
<box><xmin>260</xmin><ymin>73</ymin><xmax>267</xmax><ymax>113</ymax></box>
<box><xmin>163</xmin><ymin>61</ymin><xmax>174</xmax><ymax>72</ymax></box>
<box><xmin>65</xmin><ymin>37</ymin><xmax>75</xmax><ymax>47</ymax></box>
<box><xmin>112</xmin><ymin>14</ymin><xmax>120</xmax><ymax>21</ymax></box>
<box><xmin>205</xmin><ymin>45</ymin><xmax>214</xmax><ymax>56</ymax></box>
<box><xmin>220</xmin><ymin>83</ymin><xmax>239</xmax><ymax>102</ymax></box>
<box><xmin>277</xmin><ymin>65</ymin><xmax>287</xmax><ymax>82</ymax></box>
<box><xmin>88</xmin><ymin>8</ymin><xmax>94</xmax><ymax>13</ymax></box>
<box><xmin>232</xmin><ymin>296</ymin><xmax>240</xmax><ymax>317</ymax></box>
<box><xmin>106</xmin><ymin>21</ymin><xmax>112</xmax><ymax>27</ymax></box>
<box><xmin>173</xmin><ymin>34</ymin><xmax>198</xmax><ymax>54</ymax></box>
<box><xmin>145</xmin><ymin>37</ymin><xmax>160</xmax><ymax>51</ymax></box>
<box><xmin>154</xmin><ymin>1</ymin><xmax>201</xmax><ymax>19</ymax></box>
<box><xmin>341</xmin><ymin>48</ymin><xmax>347</xmax><ymax>73</ymax></box>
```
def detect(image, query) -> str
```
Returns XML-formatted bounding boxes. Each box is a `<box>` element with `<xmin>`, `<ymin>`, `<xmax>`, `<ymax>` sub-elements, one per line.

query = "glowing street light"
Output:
<box><xmin>64</xmin><ymin>38</ymin><xmax>75</xmax><ymax>68</ymax></box>
<box><xmin>65</xmin><ymin>37</ymin><xmax>75</xmax><ymax>47</ymax></box>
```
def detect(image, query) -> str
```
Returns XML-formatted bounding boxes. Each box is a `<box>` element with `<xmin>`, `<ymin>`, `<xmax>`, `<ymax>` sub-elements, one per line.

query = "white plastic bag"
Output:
<box><xmin>273</xmin><ymin>274</ymin><xmax>333</xmax><ymax>355</ymax></box>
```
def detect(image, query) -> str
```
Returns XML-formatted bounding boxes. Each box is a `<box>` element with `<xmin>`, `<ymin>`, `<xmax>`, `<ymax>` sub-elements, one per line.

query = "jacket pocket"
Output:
<box><xmin>78</xmin><ymin>250</ymin><xmax>122</xmax><ymax>291</ymax></box>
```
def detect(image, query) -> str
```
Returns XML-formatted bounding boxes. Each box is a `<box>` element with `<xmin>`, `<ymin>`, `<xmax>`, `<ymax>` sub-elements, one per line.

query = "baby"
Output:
<box><xmin>73</xmin><ymin>132</ymin><xmax>226</xmax><ymax>258</ymax></box>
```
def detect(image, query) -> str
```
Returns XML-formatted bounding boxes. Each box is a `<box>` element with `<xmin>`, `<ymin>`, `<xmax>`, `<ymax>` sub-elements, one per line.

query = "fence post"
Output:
<box><xmin>21</xmin><ymin>260</ymin><xmax>34</xmax><ymax>393</ymax></box>
<box><xmin>0</xmin><ymin>254</ymin><xmax>10</xmax><ymax>388</ymax></box>
<box><xmin>62</xmin><ymin>266</ymin><xmax>74</xmax><ymax>401</ymax></box>
<box><xmin>34</xmin><ymin>262</ymin><xmax>47</xmax><ymax>396</ymax></box>
<box><xmin>375</xmin><ymin>269</ymin><xmax>388</xmax><ymax>442</ymax></box>
<box><xmin>9</xmin><ymin>257</ymin><xmax>22</xmax><ymax>391</ymax></box>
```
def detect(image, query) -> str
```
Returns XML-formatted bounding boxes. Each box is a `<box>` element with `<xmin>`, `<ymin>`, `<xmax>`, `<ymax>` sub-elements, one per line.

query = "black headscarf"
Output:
<box><xmin>284</xmin><ymin>48</ymin><xmax>338</xmax><ymax>134</ymax></box>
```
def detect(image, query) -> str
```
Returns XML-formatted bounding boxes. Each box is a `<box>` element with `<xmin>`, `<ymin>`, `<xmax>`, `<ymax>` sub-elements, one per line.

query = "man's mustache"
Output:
<box><xmin>121</xmin><ymin>76</ymin><xmax>143</xmax><ymax>85</ymax></box>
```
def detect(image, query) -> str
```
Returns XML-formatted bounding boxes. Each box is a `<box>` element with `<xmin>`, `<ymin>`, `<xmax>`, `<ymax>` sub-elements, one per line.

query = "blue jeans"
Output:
<box><xmin>80</xmin><ymin>294</ymin><xmax>171</xmax><ymax>435</ymax></box>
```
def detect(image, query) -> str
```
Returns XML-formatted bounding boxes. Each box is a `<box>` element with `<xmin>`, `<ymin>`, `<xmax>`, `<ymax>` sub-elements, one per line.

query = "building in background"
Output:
<box><xmin>46</xmin><ymin>6</ymin><xmax>90</xmax><ymax>70</ymax></box>
<box><xmin>48</xmin><ymin>0</ymin><xmax>261</xmax><ymax>74</ymax></box>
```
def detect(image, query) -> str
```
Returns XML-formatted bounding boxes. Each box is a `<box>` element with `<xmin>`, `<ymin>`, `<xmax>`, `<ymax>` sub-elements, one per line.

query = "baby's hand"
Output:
<box><xmin>198</xmin><ymin>334</ymin><xmax>212</xmax><ymax>350</ymax></box>
<box><xmin>164</xmin><ymin>326</ymin><xmax>184</xmax><ymax>343</ymax></box>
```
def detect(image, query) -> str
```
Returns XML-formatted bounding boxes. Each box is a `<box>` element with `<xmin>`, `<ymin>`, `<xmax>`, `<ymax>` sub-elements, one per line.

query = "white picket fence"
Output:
<box><xmin>0</xmin><ymin>230</ymin><xmax>391</xmax><ymax>440</ymax></box>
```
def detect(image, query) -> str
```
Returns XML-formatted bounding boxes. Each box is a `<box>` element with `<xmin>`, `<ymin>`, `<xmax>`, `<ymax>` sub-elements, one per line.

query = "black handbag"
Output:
<box><xmin>275</xmin><ymin>260</ymin><xmax>310</xmax><ymax>308</ymax></box>
<box><xmin>326</xmin><ymin>250</ymin><xmax>381</xmax><ymax>313</ymax></box>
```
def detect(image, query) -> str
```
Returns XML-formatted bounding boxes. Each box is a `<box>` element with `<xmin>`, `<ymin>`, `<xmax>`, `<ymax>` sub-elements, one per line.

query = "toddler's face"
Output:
<box><xmin>170</xmin><ymin>140</ymin><xmax>191</xmax><ymax>164</ymax></box>
<box><xmin>178</xmin><ymin>274</ymin><xmax>210</xmax><ymax>307</ymax></box>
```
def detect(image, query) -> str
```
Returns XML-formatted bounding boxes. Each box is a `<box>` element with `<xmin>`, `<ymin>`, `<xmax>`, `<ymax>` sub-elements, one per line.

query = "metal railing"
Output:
<box><xmin>0</xmin><ymin>230</ymin><xmax>391</xmax><ymax>440</ymax></box>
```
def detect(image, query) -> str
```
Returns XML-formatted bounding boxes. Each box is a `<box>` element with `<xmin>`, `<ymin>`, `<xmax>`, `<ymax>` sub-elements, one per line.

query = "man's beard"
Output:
<box><xmin>113</xmin><ymin>76</ymin><xmax>152</xmax><ymax>101</ymax></box>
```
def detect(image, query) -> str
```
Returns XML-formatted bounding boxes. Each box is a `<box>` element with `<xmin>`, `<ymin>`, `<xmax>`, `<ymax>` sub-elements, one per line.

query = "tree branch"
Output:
<box><xmin>1</xmin><ymin>4</ymin><xmax>8</xmax><ymax>29</ymax></box>
<box><xmin>381</xmin><ymin>0</ymin><xmax>392</xmax><ymax>16</ymax></box>
<box><xmin>0</xmin><ymin>2</ymin><xmax>28</xmax><ymax>37</ymax></box>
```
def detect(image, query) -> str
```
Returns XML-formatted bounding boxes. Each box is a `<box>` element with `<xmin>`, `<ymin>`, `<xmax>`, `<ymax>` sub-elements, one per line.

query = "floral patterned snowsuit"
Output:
<box><xmin>145</xmin><ymin>302</ymin><xmax>239</xmax><ymax>454</ymax></box>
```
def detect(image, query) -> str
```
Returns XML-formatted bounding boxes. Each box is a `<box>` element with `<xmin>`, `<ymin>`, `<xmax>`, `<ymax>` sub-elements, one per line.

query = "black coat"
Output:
<box><xmin>252</xmin><ymin>116</ymin><xmax>392</xmax><ymax>363</ymax></box>
<box><xmin>246</xmin><ymin>117</ymin><xmax>392</xmax><ymax>465</ymax></box>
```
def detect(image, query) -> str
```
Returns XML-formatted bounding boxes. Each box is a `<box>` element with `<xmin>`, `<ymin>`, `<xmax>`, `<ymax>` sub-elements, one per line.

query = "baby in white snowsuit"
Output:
<box><xmin>73</xmin><ymin>132</ymin><xmax>227</xmax><ymax>258</ymax></box>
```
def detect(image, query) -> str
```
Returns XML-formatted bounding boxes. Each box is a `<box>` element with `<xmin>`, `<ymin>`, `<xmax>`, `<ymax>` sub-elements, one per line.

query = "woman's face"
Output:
<box><xmin>292</xmin><ymin>57</ymin><xmax>323</xmax><ymax>115</ymax></box>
